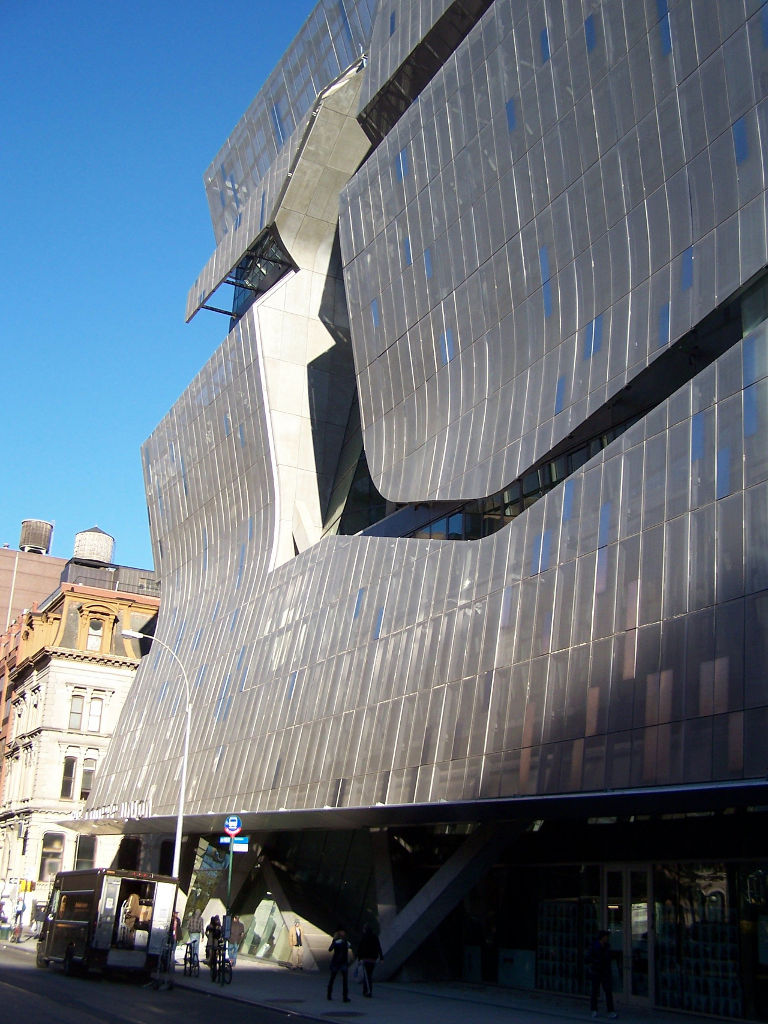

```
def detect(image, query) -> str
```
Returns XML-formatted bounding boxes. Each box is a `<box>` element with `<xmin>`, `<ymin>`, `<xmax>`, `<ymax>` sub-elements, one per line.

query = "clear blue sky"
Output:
<box><xmin>1</xmin><ymin>0</ymin><xmax>314</xmax><ymax>569</ymax></box>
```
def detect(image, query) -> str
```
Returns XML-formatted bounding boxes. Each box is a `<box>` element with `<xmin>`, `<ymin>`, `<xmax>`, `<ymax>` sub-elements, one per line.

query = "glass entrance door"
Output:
<box><xmin>604</xmin><ymin>867</ymin><xmax>652</xmax><ymax>1004</ymax></box>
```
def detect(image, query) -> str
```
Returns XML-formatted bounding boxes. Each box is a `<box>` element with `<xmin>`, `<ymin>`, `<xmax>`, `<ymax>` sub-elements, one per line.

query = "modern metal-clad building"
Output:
<box><xmin>87</xmin><ymin>1</ymin><xmax>768</xmax><ymax>1015</ymax></box>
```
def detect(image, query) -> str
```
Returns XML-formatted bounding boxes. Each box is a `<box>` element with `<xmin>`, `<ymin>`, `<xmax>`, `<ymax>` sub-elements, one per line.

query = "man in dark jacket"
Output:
<box><xmin>327</xmin><ymin>928</ymin><xmax>352</xmax><ymax>1002</ymax></box>
<box><xmin>205</xmin><ymin>915</ymin><xmax>222</xmax><ymax>965</ymax></box>
<box><xmin>588</xmin><ymin>929</ymin><xmax>617</xmax><ymax>1018</ymax></box>
<box><xmin>356</xmin><ymin>923</ymin><xmax>384</xmax><ymax>997</ymax></box>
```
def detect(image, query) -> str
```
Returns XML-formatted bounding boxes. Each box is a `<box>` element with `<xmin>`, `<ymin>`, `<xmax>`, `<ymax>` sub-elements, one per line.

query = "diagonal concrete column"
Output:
<box><xmin>377</xmin><ymin>822</ymin><xmax>527</xmax><ymax>980</ymax></box>
<box><xmin>371</xmin><ymin>827</ymin><xmax>397</xmax><ymax>931</ymax></box>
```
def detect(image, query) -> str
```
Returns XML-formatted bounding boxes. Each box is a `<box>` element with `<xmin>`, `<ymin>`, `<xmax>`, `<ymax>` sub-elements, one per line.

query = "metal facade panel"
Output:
<box><xmin>89</xmin><ymin>1</ymin><xmax>768</xmax><ymax>831</ymax></box>
<box><xmin>90</xmin><ymin>323</ymin><xmax>768</xmax><ymax>820</ymax></box>
<box><xmin>341</xmin><ymin>0</ymin><xmax>768</xmax><ymax>502</ymax></box>
<box><xmin>202</xmin><ymin>0</ymin><xmax>375</xmax><ymax>245</ymax></box>
<box><xmin>357</xmin><ymin>1</ymin><xmax>456</xmax><ymax>116</ymax></box>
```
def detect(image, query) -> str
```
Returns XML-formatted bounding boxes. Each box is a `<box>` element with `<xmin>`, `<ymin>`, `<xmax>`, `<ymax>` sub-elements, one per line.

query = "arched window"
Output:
<box><xmin>86</xmin><ymin>618</ymin><xmax>104</xmax><ymax>652</ymax></box>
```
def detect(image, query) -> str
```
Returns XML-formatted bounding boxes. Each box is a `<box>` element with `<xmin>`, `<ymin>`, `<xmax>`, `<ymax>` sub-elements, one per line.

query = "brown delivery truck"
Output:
<box><xmin>36</xmin><ymin>868</ymin><xmax>177</xmax><ymax>976</ymax></box>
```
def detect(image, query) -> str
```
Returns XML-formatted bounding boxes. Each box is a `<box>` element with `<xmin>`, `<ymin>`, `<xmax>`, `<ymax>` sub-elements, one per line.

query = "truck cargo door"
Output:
<box><xmin>148</xmin><ymin>882</ymin><xmax>176</xmax><ymax>955</ymax></box>
<box><xmin>94</xmin><ymin>876</ymin><xmax>122</xmax><ymax>949</ymax></box>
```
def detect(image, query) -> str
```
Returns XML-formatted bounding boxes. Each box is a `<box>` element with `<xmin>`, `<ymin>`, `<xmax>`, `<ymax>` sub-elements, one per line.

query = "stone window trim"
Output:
<box><xmin>75</xmin><ymin>604</ymin><xmax>118</xmax><ymax>654</ymax></box>
<box><xmin>68</xmin><ymin>691</ymin><xmax>86</xmax><ymax>731</ymax></box>
<box><xmin>66</xmin><ymin>684</ymin><xmax>112</xmax><ymax>733</ymax></box>
<box><xmin>60</xmin><ymin>754</ymin><xmax>77</xmax><ymax>799</ymax></box>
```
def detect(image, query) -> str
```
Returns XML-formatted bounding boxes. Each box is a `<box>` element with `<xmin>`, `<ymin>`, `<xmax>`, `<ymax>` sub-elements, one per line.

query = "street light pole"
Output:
<box><xmin>122</xmin><ymin>628</ymin><xmax>191</xmax><ymax>881</ymax></box>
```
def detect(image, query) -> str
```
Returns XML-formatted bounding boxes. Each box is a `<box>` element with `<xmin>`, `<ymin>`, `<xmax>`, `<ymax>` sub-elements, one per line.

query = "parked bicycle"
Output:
<box><xmin>210</xmin><ymin>938</ymin><xmax>232</xmax><ymax>985</ymax></box>
<box><xmin>183</xmin><ymin>941</ymin><xmax>200</xmax><ymax>977</ymax></box>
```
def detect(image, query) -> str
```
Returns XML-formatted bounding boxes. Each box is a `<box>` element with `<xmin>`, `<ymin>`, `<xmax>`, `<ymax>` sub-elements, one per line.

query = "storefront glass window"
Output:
<box><xmin>461</xmin><ymin>863</ymin><xmax>600</xmax><ymax>993</ymax></box>
<box><xmin>654</xmin><ymin>864</ymin><xmax>742</xmax><ymax>1017</ymax></box>
<box><xmin>738</xmin><ymin>864</ymin><xmax>768</xmax><ymax>1020</ymax></box>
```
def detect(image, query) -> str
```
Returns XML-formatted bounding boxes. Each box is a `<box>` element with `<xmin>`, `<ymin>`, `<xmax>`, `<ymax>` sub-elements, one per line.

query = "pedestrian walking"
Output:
<box><xmin>12</xmin><ymin>897</ymin><xmax>25</xmax><ymax>942</ymax></box>
<box><xmin>289</xmin><ymin>919</ymin><xmax>304</xmax><ymax>969</ymax></box>
<box><xmin>356</xmin><ymin>923</ymin><xmax>384</xmax><ymax>997</ymax></box>
<box><xmin>169</xmin><ymin>911</ymin><xmax>182</xmax><ymax>970</ymax></box>
<box><xmin>588</xmin><ymin>930</ymin><xmax>617</xmax><ymax>1018</ymax></box>
<box><xmin>186</xmin><ymin>907</ymin><xmax>204</xmax><ymax>955</ymax></box>
<box><xmin>205</xmin><ymin>914</ymin><xmax>222</xmax><ymax>965</ymax></box>
<box><xmin>228</xmin><ymin>914</ymin><xmax>245</xmax><ymax>966</ymax></box>
<box><xmin>327</xmin><ymin>927</ymin><xmax>352</xmax><ymax>1002</ymax></box>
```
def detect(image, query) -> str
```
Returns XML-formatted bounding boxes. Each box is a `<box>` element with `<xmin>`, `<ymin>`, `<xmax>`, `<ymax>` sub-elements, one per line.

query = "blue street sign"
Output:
<box><xmin>224</xmin><ymin>814</ymin><xmax>242</xmax><ymax>837</ymax></box>
<box><xmin>219</xmin><ymin>836</ymin><xmax>249</xmax><ymax>852</ymax></box>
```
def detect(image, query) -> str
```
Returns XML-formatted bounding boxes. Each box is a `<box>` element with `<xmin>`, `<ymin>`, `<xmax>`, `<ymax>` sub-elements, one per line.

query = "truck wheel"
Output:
<box><xmin>63</xmin><ymin>948</ymin><xmax>74</xmax><ymax>976</ymax></box>
<box><xmin>35</xmin><ymin>948</ymin><xmax>48</xmax><ymax>969</ymax></box>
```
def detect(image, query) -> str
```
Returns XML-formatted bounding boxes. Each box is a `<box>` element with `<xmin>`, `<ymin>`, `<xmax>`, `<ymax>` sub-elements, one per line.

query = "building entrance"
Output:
<box><xmin>604</xmin><ymin>867</ymin><xmax>651</xmax><ymax>1005</ymax></box>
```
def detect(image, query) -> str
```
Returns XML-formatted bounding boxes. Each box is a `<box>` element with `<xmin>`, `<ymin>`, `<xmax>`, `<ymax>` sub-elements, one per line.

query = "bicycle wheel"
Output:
<box><xmin>210</xmin><ymin>956</ymin><xmax>218</xmax><ymax>982</ymax></box>
<box><xmin>220</xmin><ymin>960</ymin><xmax>232</xmax><ymax>985</ymax></box>
<box><xmin>192</xmin><ymin>952</ymin><xmax>200</xmax><ymax>978</ymax></box>
<box><xmin>183</xmin><ymin>946</ymin><xmax>192</xmax><ymax>977</ymax></box>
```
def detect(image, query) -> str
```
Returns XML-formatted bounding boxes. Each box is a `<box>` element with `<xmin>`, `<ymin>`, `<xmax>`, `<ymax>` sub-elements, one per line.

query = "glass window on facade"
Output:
<box><xmin>86</xmin><ymin>618</ymin><xmax>104</xmax><ymax>652</ymax></box>
<box><xmin>337</xmin><ymin>450</ymin><xmax>387</xmax><ymax>535</ymax></box>
<box><xmin>74</xmin><ymin>834</ymin><xmax>96</xmax><ymax>871</ymax></box>
<box><xmin>60</xmin><ymin>756</ymin><xmax>76</xmax><ymax>799</ymax></box>
<box><xmin>38</xmin><ymin>832</ymin><xmax>64</xmax><ymax>881</ymax></box>
<box><xmin>446</xmin><ymin>513</ymin><xmax>463</xmax><ymax>539</ymax></box>
<box><xmin>244</xmin><ymin>898</ymin><xmax>287</xmax><ymax>959</ymax></box>
<box><xmin>452</xmin><ymin>862</ymin><xmax>600</xmax><ymax>991</ymax></box>
<box><xmin>80</xmin><ymin>756</ymin><xmax>96</xmax><ymax>800</ymax></box>
<box><xmin>448</xmin><ymin>853</ymin><xmax>768</xmax><ymax>1018</ymax></box>
<box><xmin>185</xmin><ymin>830</ymin><xmax>376</xmax><ymax>967</ymax></box>
<box><xmin>743</xmin><ymin>276</ymin><xmax>768</xmax><ymax>334</ymax></box>
<box><xmin>88</xmin><ymin>697</ymin><xmax>103</xmax><ymax>733</ymax></box>
<box><xmin>655</xmin><ymin>864</ymin><xmax>743</xmax><ymax>1018</ymax></box>
<box><xmin>68</xmin><ymin>694</ymin><xmax>84</xmax><ymax>730</ymax></box>
<box><xmin>739</xmin><ymin>865</ymin><xmax>768</xmax><ymax>1019</ymax></box>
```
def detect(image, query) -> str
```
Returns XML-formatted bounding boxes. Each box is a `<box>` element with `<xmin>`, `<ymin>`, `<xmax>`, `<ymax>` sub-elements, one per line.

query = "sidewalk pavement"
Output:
<box><xmin>7</xmin><ymin>932</ymin><xmax>721</xmax><ymax>1024</ymax></box>
<box><xmin>171</xmin><ymin>953</ymin><xmax>718</xmax><ymax>1024</ymax></box>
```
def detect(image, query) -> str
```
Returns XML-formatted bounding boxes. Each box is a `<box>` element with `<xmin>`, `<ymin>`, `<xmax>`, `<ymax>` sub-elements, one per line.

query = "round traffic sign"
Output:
<box><xmin>224</xmin><ymin>814</ymin><xmax>242</xmax><ymax>837</ymax></box>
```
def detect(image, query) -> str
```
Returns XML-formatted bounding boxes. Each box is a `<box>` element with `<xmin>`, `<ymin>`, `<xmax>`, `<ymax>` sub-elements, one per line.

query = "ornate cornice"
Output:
<box><xmin>15</xmin><ymin>646</ymin><xmax>139</xmax><ymax>674</ymax></box>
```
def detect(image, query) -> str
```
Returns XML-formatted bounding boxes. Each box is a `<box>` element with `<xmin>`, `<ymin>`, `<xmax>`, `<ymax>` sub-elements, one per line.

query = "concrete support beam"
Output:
<box><xmin>371</xmin><ymin>827</ymin><xmax>397</xmax><ymax>930</ymax></box>
<box><xmin>377</xmin><ymin>822</ymin><xmax>526</xmax><ymax>980</ymax></box>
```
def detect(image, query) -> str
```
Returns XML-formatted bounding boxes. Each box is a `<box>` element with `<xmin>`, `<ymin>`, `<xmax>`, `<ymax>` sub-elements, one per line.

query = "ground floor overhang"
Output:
<box><xmin>65</xmin><ymin>778</ymin><xmax>768</xmax><ymax>838</ymax></box>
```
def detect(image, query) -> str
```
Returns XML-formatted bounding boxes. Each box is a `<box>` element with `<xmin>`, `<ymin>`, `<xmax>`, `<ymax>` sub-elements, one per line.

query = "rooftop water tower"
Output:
<box><xmin>19</xmin><ymin>519</ymin><xmax>54</xmax><ymax>554</ymax></box>
<box><xmin>73</xmin><ymin>526</ymin><xmax>115</xmax><ymax>564</ymax></box>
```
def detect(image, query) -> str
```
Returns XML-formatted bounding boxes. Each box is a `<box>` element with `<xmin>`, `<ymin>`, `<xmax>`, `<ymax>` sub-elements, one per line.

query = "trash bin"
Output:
<box><xmin>0</xmin><ymin>925</ymin><xmax>11</xmax><ymax>942</ymax></box>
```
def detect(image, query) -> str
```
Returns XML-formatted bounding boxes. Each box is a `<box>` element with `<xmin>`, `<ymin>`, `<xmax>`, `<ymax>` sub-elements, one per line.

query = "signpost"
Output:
<box><xmin>224</xmin><ymin>815</ymin><xmax>242</xmax><ymax>837</ymax></box>
<box><xmin>223</xmin><ymin>815</ymin><xmax>243</xmax><ymax>918</ymax></box>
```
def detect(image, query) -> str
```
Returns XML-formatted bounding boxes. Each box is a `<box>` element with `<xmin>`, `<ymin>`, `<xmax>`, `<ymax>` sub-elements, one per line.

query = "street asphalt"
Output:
<box><xmin>5</xmin><ymin>931</ymin><xmax>726</xmax><ymax>1024</ymax></box>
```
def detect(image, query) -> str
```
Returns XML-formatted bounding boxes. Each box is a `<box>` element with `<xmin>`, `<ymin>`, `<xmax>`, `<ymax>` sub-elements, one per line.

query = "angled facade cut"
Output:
<box><xmin>87</xmin><ymin>1</ymin><xmax>768</xmax><ymax>1016</ymax></box>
